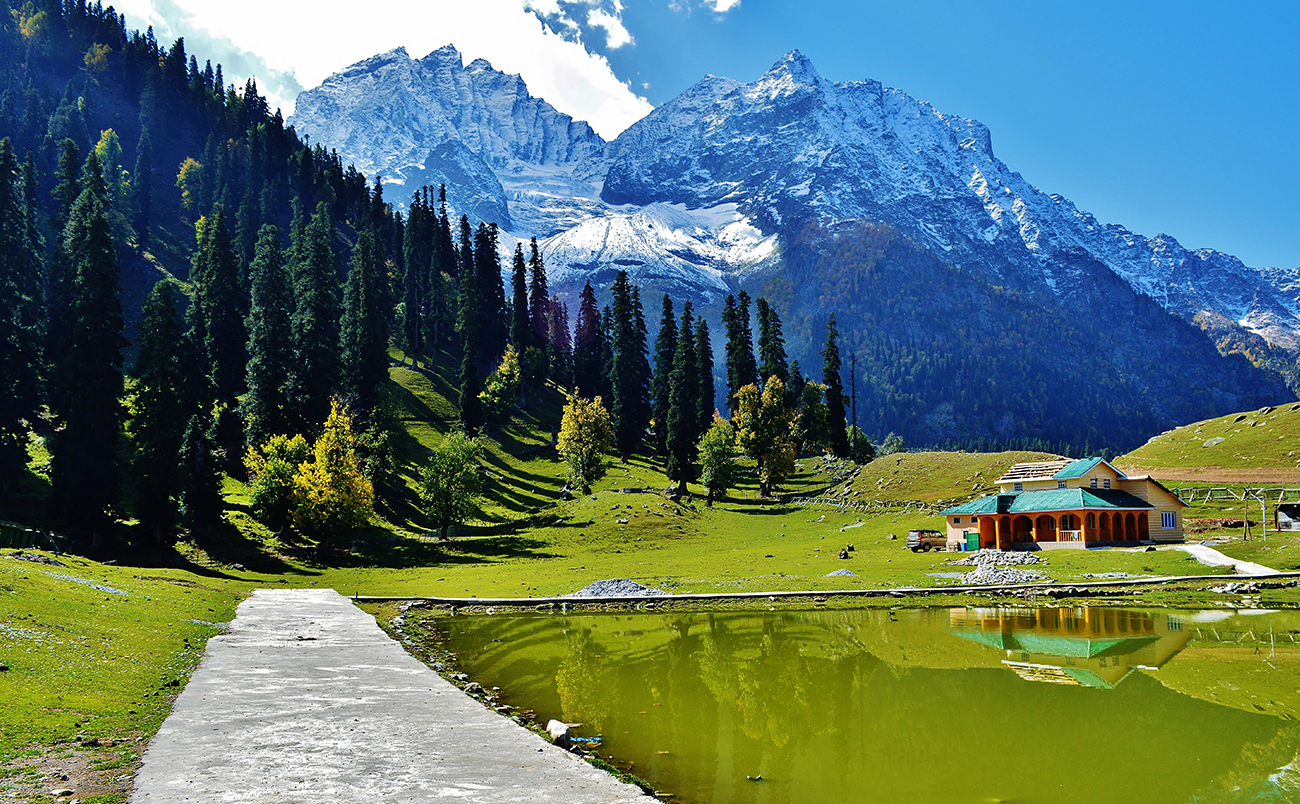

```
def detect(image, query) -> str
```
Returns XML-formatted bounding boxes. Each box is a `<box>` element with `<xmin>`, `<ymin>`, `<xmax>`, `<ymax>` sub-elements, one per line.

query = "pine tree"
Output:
<box><xmin>572</xmin><ymin>281</ymin><xmax>604</xmax><ymax>398</ymax></box>
<box><xmin>190</xmin><ymin>204</ymin><xmax>246</xmax><ymax>408</ymax></box>
<box><xmin>599</xmin><ymin>305</ymin><xmax>614</xmax><ymax>402</ymax></box>
<box><xmin>630</xmin><ymin>286</ymin><xmax>652</xmax><ymax>445</ymax></box>
<box><xmin>242</xmin><ymin>224</ymin><xmax>292</xmax><ymax>447</ymax></box>
<box><xmin>664</xmin><ymin>302</ymin><xmax>698</xmax><ymax>493</ymax></box>
<box><xmin>400</xmin><ymin>189</ymin><xmax>430</xmax><ymax>360</ymax></box>
<box><xmin>650</xmin><ymin>294</ymin><xmax>677</xmax><ymax>453</ymax></box>
<box><xmin>695</xmin><ymin>318</ymin><xmax>715</xmax><ymax>441</ymax></box>
<box><xmin>822</xmin><ymin>314</ymin><xmax>849</xmax><ymax>457</ymax></box>
<box><xmin>459</xmin><ymin>332</ymin><xmax>484</xmax><ymax>432</ymax></box>
<box><xmin>0</xmin><ymin>139</ymin><xmax>41</xmax><ymax>480</ymax></box>
<box><xmin>509</xmin><ymin>242</ymin><xmax>528</xmax><ymax>350</ymax></box>
<box><xmin>180</xmin><ymin>412</ymin><xmax>223</xmax><ymax>534</ymax></box>
<box><xmin>546</xmin><ymin>294</ymin><xmax>571</xmax><ymax>384</ymax></box>
<box><xmin>287</xmin><ymin>202</ymin><xmax>340</xmax><ymax>432</ymax></box>
<box><xmin>132</xmin><ymin>130</ymin><xmax>152</xmax><ymax>245</ymax></box>
<box><xmin>527</xmin><ymin>237</ymin><xmax>548</xmax><ymax>348</ymax></box>
<box><xmin>131</xmin><ymin>280</ymin><xmax>192</xmax><ymax>542</ymax></box>
<box><xmin>474</xmin><ymin>222</ymin><xmax>506</xmax><ymax>361</ymax></box>
<box><xmin>51</xmin><ymin>138</ymin><xmax>80</xmax><ymax>230</ymax></box>
<box><xmin>756</xmin><ymin>297</ymin><xmax>789</xmax><ymax>387</ymax></box>
<box><xmin>456</xmin><ymin>215</ymin><xmax>477</xmax><ymax>355</ymax></box>
<box><xmin>49</xmin><ymin>181</ymin><xmax>125</xmax><ymax>545</ymax></box>
<box><xmin>609</xmin><ymin>271</ymin><xmax>648</xmax><ymax>459</ymax></box>
<box><xmin>340</xmin><ymin>227</ymin><xmax>389</xmax><ymax>414</ymax></box>
<box><xmin>721</xmin><ymin>294</ymin><xmax>739</xmax><ymax>413</ymax></box>
<box><xmin>735</xmin><ymin>290</ymin><xmax>758</xmax><ymax>389</ymax></box>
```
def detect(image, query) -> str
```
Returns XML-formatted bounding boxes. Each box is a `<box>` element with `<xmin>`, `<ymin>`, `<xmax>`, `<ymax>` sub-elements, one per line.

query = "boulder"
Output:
<box><xmin>547</xmin><ymin>719</ymin><xmax>571</xmax><ymax>749</ymax></box>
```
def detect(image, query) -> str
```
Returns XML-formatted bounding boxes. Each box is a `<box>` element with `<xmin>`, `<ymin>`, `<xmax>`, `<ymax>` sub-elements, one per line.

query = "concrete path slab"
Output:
<box><xmin>131</xmin><ymin>589</ymin><xmax>649</xmax><ymax>803</ymax></box>
<box><xmin>1160</xmin><ymin>543</ymin><xmax>1278</xmax><ymax>576</ymax></box>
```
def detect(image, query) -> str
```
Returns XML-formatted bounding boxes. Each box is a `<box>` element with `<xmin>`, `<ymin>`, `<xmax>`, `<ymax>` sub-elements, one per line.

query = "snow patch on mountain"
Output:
<box><xmin>541</xmin><ymin>203</ymin><xmax>778</xmax><ymax>301</ymax></box>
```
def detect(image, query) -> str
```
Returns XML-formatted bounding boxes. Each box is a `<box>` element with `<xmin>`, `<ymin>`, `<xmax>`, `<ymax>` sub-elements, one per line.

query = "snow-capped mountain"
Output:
<box><xmin>292</xmin><ymin>46</ymin><xmax>1300</xmax><ymax>362</ymax></box>
<box><xmin>602</xmin><ymin>50</ymin><xmax>1300</xmax><ymax>351</ymax></box>
<box><xmin>291</xmin><ymin>45</ymin><xmax>605</xmax><ymax>232</ymax></box>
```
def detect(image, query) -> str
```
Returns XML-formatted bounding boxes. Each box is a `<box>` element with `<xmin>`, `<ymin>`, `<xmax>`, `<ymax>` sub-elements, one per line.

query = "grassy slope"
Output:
<box><xmin>7</xmin><ymin>363</ymin><xmax>1300</xmax><ymax>797</ymax></box>
<box><xmin>0</xmin><ymin>554</ymin><xmax>244</xmax><ymax>799</ymax></box>
<box><xmin>1117</xmin><ymin>402</ymin><xmax>1300</xmax><ymax>481</ymax></box>
<box><xmin>1114</xmin><ymin>402</ymin><xmax>1300</xmax><ymax>570</ymax></box>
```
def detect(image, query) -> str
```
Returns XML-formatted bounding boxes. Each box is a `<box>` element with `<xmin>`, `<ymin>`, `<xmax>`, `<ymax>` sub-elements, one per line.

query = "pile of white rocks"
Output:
<box><xmin>566</xmin><ymin>579</ymin><xmax>666</xmax><ymax>598</ymax></box>
<box><xmin>947</xmin><ymin>550</ymin><xmax>1047</xmax><ymax>586</ymax></box>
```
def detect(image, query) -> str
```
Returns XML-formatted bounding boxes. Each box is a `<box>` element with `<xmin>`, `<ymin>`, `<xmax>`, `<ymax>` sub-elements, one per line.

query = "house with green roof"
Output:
<box><xmin>939</xmin><ymin>457</ymin><xmax>1186</xmax><ymax>550</ymax></box>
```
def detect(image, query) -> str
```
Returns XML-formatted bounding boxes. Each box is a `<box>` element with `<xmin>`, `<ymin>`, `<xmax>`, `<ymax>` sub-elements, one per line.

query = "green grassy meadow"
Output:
<box><xmin>5</xmin><ymin>355</ymin><xmax>1300</xmax><ymax>799</ymax></box>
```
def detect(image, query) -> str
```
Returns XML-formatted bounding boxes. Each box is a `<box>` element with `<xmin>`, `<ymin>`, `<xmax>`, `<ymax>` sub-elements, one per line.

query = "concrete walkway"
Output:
<box><xmin>131</xmin><ymin>589</ymin><xmax>649</xmax><ymax>803</ymax></box>
<box><xmin>1160</xmin><ymin>543</ymin><xmax>1278</xmax><ymax>576</ymax></box>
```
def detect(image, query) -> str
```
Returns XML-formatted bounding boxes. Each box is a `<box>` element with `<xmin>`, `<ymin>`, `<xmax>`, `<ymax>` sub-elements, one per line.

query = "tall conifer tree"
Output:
<box><xmin>190</xmin><ymin>204</ymin><xmax>246</xmax><ymax>407</ymax></box>
<box><xmin>695</xmin><ymin>318</ymin><xmax>715</xmax><ymax>440</ymax></box>
<box><xmin>527</xmin><ymin>238</ymin><xmax>548</xmax><ymax>348</ymax></box>
<box><xmin>572</xmin><ymin>281</ymin><xmax>605</xmax><ymax>398</ymax></box>
<box><xmin>735</xmin><ymin>290</ymin><xmax>758</xmax><ymax>389</ymax></box>
<box><xmin>287</xmin><ymin>202</ymin><xmax>340</xmax><ymax>432</ymax></box>
<box><xmin>474</xmin><ymin>222</ymin><xmax>506</xmax><ymax>361</ymax></box>
<box><xmin>608</xmin><ymin>271</ymin><xmax>649</xmax><ymax>459</ymax></box>
<box><xmin>822</xmin><ymin>314</ymin><xmax>849</xmax><ymax>457</ymax></box>
<box><xmin>664</xmin><ymin>302</ymin><xmax>699</xmax><ymax>493</ymax></box>
<box><xmin>243</xmin><ymin>224</ymin><xmax>292</xmax><ymax>446</ymax></box>
<box><xmin>756</xmin><ymin>297</ymin><xmax>789</xmax><ymax>387</ymax></box>
<box><xmin>50</xmin><ymin>177</ymin><xmax>125</xmax><ymax>545</ymax></box>
<box><xmin>509</xmin><ymin>242</ymin><xmax>529</xmax><ymax>350</ymax></box>
<box><xmin>132</xmin><ymin>281</ymin><xmax>191</xmax><ymax>542</ymax></box>
<box><xmin>650</xmin><ymin>294</ymin><xmax>677</xmax><ymax>453</ymax></box>
<box><xmin>340</xmin><ymin>227</ymin><xmax>390</xmax><ymax>414</ymax></box>
<box><xmin>0</xmin><ymin>139</ymin><xmax>41</xmax><ymax>479</ymax></box>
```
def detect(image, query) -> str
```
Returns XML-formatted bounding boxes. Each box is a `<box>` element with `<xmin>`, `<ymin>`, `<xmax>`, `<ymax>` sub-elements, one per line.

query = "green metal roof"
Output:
<box><xmin>1052</xmin><ymin>457</ymin><xmax>1105</xmax><ymax>480</ymax></box>
<box><xmin>940</xmin><ymin>487</ymin><xmax>1153</xmax><ymax>516</ymax></box>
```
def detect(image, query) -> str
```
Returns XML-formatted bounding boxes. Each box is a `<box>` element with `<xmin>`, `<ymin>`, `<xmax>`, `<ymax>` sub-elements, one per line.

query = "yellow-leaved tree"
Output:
<box><xmin>292</xmin><ymin>400</ymin><xmax>374</xmax><ymax>551</ymax></box>
<box><xmin>733</xmin><ymin>376</ymin><xmax>796</xmax><ymax>498</ymax></box>
<box><xmin>556</xmin><ymin>392</ymin><xmax>613</xmax><ymax>495</ymax></box>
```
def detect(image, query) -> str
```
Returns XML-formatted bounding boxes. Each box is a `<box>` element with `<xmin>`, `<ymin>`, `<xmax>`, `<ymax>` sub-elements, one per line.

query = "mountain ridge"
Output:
<box><xmin>288</xmin><ymin>46</ymin><xmax>1297</xmax><ymax>450</ymax></box>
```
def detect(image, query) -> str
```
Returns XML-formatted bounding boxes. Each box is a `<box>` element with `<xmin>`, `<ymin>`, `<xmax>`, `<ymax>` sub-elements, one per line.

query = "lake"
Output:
<box><xmin>427</xmin><ymin>606</ymin><xmax>1300</xmax><ymax>804</ymax></box>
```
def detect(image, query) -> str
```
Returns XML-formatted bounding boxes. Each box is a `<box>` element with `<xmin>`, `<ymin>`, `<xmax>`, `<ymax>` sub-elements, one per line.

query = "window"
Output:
<box><xmin>1013</xmin><ymin>482</ymin><xmax>1023</xmax><ymax>492</ymax></box>
<box><xmin>1090</xmin><ymin>478</ymin><xmax>1098</xmax><ymax>489</ymax></box>
<box><xmin>953</xmin><ymin>517</ymin><xmax>961</xmax><ymax>524</ymax></box>
<box><xmin>1162</xmin><ymin>512</ymin><xmax>1176</xmax><ymax>529</ymax></box>
<box><xmin>1103</xmin><ymin>479</ymin><xmax>1111</xmax><ymax>489</ymax></box>
<box><xmin>1087</xmin><ymin>512</ymin><xmax>1096</xmax><ymax>528</ymax></box>
<box><xmin>1058</xmin><ymin>481</ymin><xmax>1066</xmax><ymax>489</ymax></box>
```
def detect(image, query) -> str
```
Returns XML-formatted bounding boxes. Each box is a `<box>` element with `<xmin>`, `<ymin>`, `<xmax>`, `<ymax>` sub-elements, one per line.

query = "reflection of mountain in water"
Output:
<box><xmin>948</xmin><ymin>607</ymin><xmax>1192</xmax><ymax>689</ymax></box>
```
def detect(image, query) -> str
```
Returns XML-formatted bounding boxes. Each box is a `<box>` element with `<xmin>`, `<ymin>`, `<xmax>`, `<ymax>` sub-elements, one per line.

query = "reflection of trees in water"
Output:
<box><xmin>696</xmin><ymin>616</ymin><xmax>833</xmax><ymax>749</ymax></box>
<box><xmin>555</xmin><ymin>627</ymin><xmax>611</xmax><ymax>732</ymax></box>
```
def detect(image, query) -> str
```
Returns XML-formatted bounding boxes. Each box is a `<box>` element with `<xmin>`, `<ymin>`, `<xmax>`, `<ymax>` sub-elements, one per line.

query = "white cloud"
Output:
<box><xmin>708</xmin><ymin>0</ymin><xmax>742</xmax><ymax>11</ymax></box>
<box><xmin>108</xmin><ymin>0</ymin><xmax>654</xmax><ymax>140</ymax></box>
<box><xmin>586</xmin><ymin>8</ymin><xmax>634</xmax><ymax>49</ymax></box>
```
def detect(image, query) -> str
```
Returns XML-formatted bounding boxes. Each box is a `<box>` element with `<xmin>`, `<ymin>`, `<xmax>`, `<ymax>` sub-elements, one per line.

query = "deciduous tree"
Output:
<box><xmin>419</xmin><ymin>431</ymin><xmax>484</xmax><ymax>539</ymax></box>
<box><xmin>557</xmin><ymin>391</ymin><xmax>613</xmax><ymax>495</ymax></box>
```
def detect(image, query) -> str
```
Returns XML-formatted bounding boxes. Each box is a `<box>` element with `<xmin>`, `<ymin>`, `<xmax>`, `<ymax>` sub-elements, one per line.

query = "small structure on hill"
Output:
<box><xmin>1276</xmin><ymin>503</ymin><xmax>1300</xmax><ymax>531</ymax></box>
<box><xmin>938</xmin><ymin>458</ymin><xmax>1185</xmax><ymax>550</ymax></box>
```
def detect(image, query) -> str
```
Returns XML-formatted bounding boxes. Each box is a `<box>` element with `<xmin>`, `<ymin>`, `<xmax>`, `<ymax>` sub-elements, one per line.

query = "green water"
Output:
<box><xmin>430</xmin><ymin>607</ymin><xmax>1300</xmax><ymax>804</ymax></box>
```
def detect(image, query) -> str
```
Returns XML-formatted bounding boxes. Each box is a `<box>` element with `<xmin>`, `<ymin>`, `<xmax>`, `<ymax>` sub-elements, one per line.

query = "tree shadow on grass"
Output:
<box><xmin>325</xmin><ymin>525</ymin><xmax>559</xmax><ymax>570</ymax></box>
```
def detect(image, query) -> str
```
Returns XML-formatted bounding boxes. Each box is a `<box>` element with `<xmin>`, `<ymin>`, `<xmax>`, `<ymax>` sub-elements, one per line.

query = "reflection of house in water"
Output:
<box><xmin>948</xmin><ymin>608</ymin><xmax>1192</xmax><ymax>689</ymax></box>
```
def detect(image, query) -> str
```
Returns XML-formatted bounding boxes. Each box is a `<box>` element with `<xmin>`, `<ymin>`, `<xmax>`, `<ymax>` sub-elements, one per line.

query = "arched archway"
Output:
<box><xmin>1125</xmin><ymin>513</ymin><xmax>1137</xmax><ymax>541</ymax></box>
<box><xmin>1013</xmin><ymin>515</ymin><xmax>1033</xmax><ymax>543</ymax></box>
<box><xmin>1036</xmin><ymin>514</ymin><xmax>1057</xmax><ymax>542</ymax></box>
<box><xmin>1099</xmin><ymin>513</ymin><xmax>1111</xmax><ymax>541</ymax></box>
<box><xmin>997</xmin><ymin>516</ymin><xmax>1012</xmax><ymax>550</ymax></box>
<box><xmin>1138</xmin><ymin>513</ymin><xmax>1149</xmax><ymax>541</ymax></box>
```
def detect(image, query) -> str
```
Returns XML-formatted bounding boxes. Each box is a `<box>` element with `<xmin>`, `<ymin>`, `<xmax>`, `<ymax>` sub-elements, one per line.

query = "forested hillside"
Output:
<box><xmin>760</xmin><ymin>219</ymin><xmax>1291</xmax><ymax>455</ymax></box>
<box><xmin>0</xmin><ymin>0</ymin><xmax>858</xmax><ymax>557</ymax></box>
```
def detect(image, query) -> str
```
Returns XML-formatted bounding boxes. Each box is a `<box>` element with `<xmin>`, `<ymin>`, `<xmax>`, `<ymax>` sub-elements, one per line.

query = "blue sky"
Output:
<box><xmin>112</xmin><ymin>0</ymin><xmax>1300</xmax><ymax>268</ymax></box>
